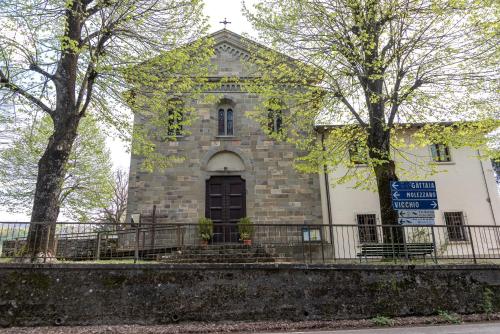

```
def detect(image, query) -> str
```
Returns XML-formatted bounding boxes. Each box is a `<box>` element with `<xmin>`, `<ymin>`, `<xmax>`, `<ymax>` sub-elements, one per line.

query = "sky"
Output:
<box><xmin>1</xmin><ymin>0</ymin><xmax>259</xmax><ymax>222</ymax></box>
<box><xmin>206</xmin><ymin>0</ymin><xmax>258</xmax><ymax>35</ymax></box>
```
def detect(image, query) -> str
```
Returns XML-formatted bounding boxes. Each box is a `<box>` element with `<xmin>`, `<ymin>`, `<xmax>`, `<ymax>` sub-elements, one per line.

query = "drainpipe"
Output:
<box><xmin>320</xmin><ymin>130</ymin><xmax>334</xmax><ymax>245</ymax></box>
<box><xmin>477</xmin><ymin>150</ymin><xmax>498</xmax><ymax>226</ymax></box>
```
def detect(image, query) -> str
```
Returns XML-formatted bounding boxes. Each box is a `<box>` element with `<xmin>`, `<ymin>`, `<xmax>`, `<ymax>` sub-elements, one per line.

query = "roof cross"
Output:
<box><xmin>220</xmin><ymin>18</ymin><xmax>231</xmax><ymax>29</ymax></box>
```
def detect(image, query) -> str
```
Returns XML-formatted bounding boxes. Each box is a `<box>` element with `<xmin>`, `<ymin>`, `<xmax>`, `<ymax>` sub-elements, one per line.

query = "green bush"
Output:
<box><xmin>237</xmin><ymin>217</ymin><xmax>254</xmax><ymax>240</ymax></box>
<box><xmin>437</xmin><ymin>310</ymin><xmax>461</xmax><ymax>324</ymax></box>
<box><xmin>483</xmin><ymin>287</ymin><xmax>494</xmax><ymax>318</ymax></box>
<box><xmin>371</xmin><ymin>315</ymin><xmax>393</xmax><ymax>327</ymax></box>
<box><xmin>198</xmin><ymin>217</ymin><xmax>213</xmax><ymax>241</ymax></box>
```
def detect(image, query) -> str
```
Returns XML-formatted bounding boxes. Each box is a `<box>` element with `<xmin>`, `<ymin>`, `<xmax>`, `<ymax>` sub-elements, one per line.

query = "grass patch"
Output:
<box><xmin>371</xmin><ymin>315</ymin><xmax>393</xmax><ymax>327</ymax></box>
<box><xmin>437</xmin><ymin>310</ymin><xmax>461</xmax><ymax>324</ymax></box>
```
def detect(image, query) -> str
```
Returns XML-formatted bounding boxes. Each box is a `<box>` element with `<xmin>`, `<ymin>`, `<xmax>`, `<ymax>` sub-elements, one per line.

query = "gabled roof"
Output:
<box><xmin>208</xmin><ymin>29</ymin><xmax>308</xmax><ymax>68</ymax></box>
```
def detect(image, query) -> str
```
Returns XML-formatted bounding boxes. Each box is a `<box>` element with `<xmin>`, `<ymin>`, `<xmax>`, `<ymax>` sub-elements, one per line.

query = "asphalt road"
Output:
<box><xmin>259</xmin><ymin>322</ymin><xmax>500</xmax><ymax>334</ymax></box>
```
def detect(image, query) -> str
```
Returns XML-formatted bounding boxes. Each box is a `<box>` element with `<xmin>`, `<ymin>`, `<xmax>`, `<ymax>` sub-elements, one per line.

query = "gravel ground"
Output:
<box><xmin>1</xmin><ymin>313</ymin><xmax>500</xmax><ymax>334</ymax></box>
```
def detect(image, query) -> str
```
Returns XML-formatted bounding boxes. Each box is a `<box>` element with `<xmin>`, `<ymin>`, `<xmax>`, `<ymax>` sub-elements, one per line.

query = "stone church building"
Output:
<box><xmin>126</xmin><ymin>29</ymin><xmax>500</xmax><ymax>252</ymax></box>
<box><xmin>126</xmin><ymin>29</ymin><xmax>323</xmax><ymax>242</ymax></box>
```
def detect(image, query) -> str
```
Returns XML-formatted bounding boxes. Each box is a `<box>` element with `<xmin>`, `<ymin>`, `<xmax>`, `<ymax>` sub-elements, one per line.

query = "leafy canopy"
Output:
<box><xmin>243</xmin><ymin>0</ymin><xmax>499</xmax><ymax>186</ymax></box>
<box><xmin>0</xmin><ymin>0</ymin><xmax>215</xmax><ymax>171</ymax></box>
<box><xmin>0</xmin><ymin>115</ymin><xmax>114</xmax><ymax>221</ymax></box>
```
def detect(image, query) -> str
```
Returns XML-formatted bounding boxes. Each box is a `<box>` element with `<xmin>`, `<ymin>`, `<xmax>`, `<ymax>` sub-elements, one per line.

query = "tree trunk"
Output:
<box><xmin>26</xmin><ymin>115</ymin><xmax>81</xmax><ymax>261</ymax></box>
<box><xmin>373</xmin><ymin>159</ymin><xmax>403</xmax><ymax>243</ymax></box>
<box><xmin>368</xmin><ymin>128</ymin><xmax>403</xmax><ymax>244</ymax></box>
<box><xmin>23</xmin><ymin>1</ymin><xmax>85</xmax><ymax>262</ymax></box>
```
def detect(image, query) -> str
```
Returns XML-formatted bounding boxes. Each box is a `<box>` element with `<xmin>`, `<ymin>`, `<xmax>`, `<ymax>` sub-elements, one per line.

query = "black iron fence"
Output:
<box><xmin>1</xmin><ymin>222</ymin><xmax>500</xmax><ymax>264</ymax></box>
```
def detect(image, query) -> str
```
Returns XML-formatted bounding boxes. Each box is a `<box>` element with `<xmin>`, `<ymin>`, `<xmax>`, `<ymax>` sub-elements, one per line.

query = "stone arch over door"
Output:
<box><xmin>205</xmin><ymin>150</ymin><xmax>245</xmax><ymax>172</ymax></box>
<box><xmin>201</xmin><ymin>148</ymin><xmax>253</xmax><ymax>172</ymax></box>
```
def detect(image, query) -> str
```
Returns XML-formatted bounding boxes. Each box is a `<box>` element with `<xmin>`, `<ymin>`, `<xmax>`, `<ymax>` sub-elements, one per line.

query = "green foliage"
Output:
<box><xmin>437</xmin><ymin>310</ymin><xmax>461</xmax><ymax>324</ymax></box>
<box><xmin>0</xmin><ymin>115</ymin><xmax>114</xmax><ymax>221</ymax></box>
<box><xmin>371</xmin><ymin>315</ymin><xmax>393</xmax><ymax>327</ymax></box>
<box><xmin>407</xmin><ymin>228</ymin><xmax>432</xmax><ymax>243</ymax></box>
<box><xmin>197</xmin><ymin>217</ymin><xmax>214</xmax><ymax>241</ymax></box>
<box><xmin>413</xmin><ymin>121</ymin><xmax>500</xmax><ymax>161</ymax></box>
<box><xmin>483</xmin><ymin>287</ymin><xmax>495</xmax><ymax>318</ymax></box>
<box><xmin>243</xmin><ymin>0</ymin><xmax>499</xmax><ymax>189</ymax></box>
<box><xmin>124</xmin><ymin>37</ymin><xmax>220</xmax><ymax>172</ymax></box>
<box><xmin>0</xmin><ymin>0</ymin><xmax>215</xmax><ymax>183</ymax></box>
<box><xmin>237</xmin><ymin>217</ymin><xmax>254</xmax><ymax>240</ymax></box>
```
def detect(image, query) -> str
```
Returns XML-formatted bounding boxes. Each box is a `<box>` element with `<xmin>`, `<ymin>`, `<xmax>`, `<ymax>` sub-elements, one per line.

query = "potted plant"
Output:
<box><xmin>197</xmin><ymin>217</ymin><xmax>213</xmax><ymax>246</ymax></box>
<box><xmin>238</xmin><ymin>217</ymin><xmax>254</xmax><ymax>246</ymax></box>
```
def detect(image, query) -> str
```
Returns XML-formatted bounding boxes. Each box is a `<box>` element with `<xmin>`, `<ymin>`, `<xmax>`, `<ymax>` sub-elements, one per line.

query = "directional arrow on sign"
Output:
<box><xmin>393</xmin><ymin>200</ymin><xmax>439</xmax><ymax>210</ymax></box>
<box><xmin>398</xmin><ymin>218</ymin><xmax>435</xmax><ymax>225</ymax></box>
<box><xmin>391</xmin><ymin>181</ymin><xmax>439</xmax><ymax>211</ymax></box>
<box><xmin>390</xmin><ymin>181</ymin><xmax>436</xmax><ymax>191</ymax></box>
<box><xmin>399</xmin><ymin>210</ymin><xmax>435</xmax><ymax>218</ymax></box>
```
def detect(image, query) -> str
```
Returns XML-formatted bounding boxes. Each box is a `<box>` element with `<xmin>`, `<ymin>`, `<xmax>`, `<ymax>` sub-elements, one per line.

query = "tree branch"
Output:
<box><xmin>0</xmin><ymin>69</ymin><xmax>54</xmax><ymax>116</ymax></box>
<box><xmin>336</xmin><ymin>92</ymin><xmax>368</xmax><ymax>127</ymax></box>
<box><xmin>28</xmin><ymin>63</ymin><xmax>56</xmax><ymax>81</ymax></box>
<box><xmin>388</xmin><ymin>77</ymin><xmax>424</xmax><ymax>126</ymax></box>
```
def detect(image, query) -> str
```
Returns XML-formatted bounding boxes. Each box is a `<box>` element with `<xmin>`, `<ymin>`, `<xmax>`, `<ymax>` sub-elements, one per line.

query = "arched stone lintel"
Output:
<box><xmin>201</xmin><ymin>148</ymin><xmax>253</xmax><ymax>172</ymax></box>
<box><xmin>217</xmin><ymin>97</ymin><xmax>236</xmax><ymax>108</ymax></box>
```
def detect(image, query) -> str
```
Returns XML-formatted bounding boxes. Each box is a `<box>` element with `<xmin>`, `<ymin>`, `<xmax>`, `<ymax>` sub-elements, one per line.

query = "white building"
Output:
<box><xmin>318</xmin><ymin>124</ymin><xmax>500</xmax><ymax>259</ymax></box>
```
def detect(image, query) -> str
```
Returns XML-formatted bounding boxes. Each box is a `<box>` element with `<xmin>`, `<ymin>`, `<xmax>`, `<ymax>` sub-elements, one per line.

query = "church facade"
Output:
<box><xmin>126</xmin><ymin>30</ymin><xmax>323</xmax><ymax>240</ymax></box>
<box><xmin>126</xmin><ymin>29</ymin><xmax>500</xmax><ymax>251</ymax></box>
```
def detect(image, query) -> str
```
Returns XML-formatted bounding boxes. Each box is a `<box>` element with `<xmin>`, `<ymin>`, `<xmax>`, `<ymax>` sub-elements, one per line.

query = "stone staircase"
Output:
<box><xmin>159</xmin><ymin>244</ymin><xmax>286</xmax><ymax>263</ymax></box>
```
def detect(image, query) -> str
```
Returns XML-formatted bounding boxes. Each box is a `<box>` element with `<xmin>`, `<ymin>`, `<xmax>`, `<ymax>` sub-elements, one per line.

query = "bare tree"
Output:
<box><xmin>96</xmin><ymin>169</ymin><xmax>128</xmax><ymax>229</ymax></box>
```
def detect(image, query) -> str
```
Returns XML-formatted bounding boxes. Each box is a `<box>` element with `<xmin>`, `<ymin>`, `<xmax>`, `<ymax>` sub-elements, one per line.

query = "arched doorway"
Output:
<box><xmin>205</xmin><ymin>151</ymin><xmax>247</xmax><ymax>243</ymax></box>
<box><xmin>205</xmin><ymin>176</ymin><xmax>246</xmax><ymax>243</ymax></box>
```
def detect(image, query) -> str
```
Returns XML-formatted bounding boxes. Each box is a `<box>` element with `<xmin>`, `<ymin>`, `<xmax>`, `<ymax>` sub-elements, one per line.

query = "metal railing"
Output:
<box><xmin>1</xmin><ymin>221</ymin><xmax>500</xmax><ymax>264</ymax></box>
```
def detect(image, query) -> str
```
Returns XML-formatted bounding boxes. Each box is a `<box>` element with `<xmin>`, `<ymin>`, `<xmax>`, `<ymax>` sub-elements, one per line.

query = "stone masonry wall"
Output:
<box><xmin>126</xmin><ymin>30</ymin><xmax>323</xmax><ymax>227</ymax></box>
<box><xmin>1</xmin><ymin>264</ymin><xmax>500</xmax><ymax>327</ymax></box>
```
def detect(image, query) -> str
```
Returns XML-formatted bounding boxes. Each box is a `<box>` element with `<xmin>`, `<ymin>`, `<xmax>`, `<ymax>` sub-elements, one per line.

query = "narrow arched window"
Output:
<box><xmin>268</xmin><ymin>109</ymin><xmax>283</xmax><ymax>133</ymax></box>
<box><xmin>218</xmin><ymin>106</ymin><xmax>234</xmax><ymax>136</ymax></box>
<box><xmin>267</xmin><ymin>98</ymin><xmax>285</xmax><ymax>134</ymax></box>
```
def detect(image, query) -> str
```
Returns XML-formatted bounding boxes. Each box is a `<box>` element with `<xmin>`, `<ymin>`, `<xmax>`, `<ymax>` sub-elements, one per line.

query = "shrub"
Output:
<box><xmin>437</xmin><ymin>310</ymin><xmax>461</xmax><ymax>324</ymax></box>
<box><xmin>237</xmin><ymin>217</ymin><xmax>254</xmax><ymax>240</ymax></box>
<box><xmin>371</xmin><ymin>315</ymin><xmax>393</xmax><ymax>327</ymax></box>
<box><xmin>198</xmin><ymin>217</ymin><xmax>213</xmax><ymax>241</ymax></box>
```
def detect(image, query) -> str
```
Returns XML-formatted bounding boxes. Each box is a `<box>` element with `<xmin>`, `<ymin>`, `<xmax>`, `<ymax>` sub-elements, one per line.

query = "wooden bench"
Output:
<box><xmin>357</xmin><ymin>243</ymin><xmax>435</xmax><ymax>262</ymax></box>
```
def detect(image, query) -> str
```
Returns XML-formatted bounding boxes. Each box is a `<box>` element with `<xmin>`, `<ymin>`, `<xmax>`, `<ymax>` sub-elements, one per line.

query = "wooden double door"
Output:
<box><xmin>205</xmin><ymin>176</ymin><xmax>246</xmax><ymax>243</ymax></box>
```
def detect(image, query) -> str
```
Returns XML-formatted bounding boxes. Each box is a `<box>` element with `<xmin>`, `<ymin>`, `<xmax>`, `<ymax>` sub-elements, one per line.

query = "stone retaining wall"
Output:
<box><xmin>1</xmin><ymin>264</ymin><xmax>500</xmax><ymax>327</ymax></box>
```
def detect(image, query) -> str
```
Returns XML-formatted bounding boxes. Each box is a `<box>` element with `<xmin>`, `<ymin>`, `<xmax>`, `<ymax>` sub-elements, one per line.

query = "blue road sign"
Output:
<box><xmin>391</xmin><ymin>181</ymin><xmax>439</xmax><ymax>210</ymax></box>
<box><xmin>398</xmin><ymin>210</ymin><xmax>435</xmax><ymax>218</ymax></box>
<box><xmin>398</xmin><ymin>218</ymin><xmax>436</xmax><ymax>225</ymax></box>
<box><xmin>392</xmin><ymin>200</ymin><xmax>438</xmax><ymax>210</ymax></box>
<box><xmin>392</xmin><ymin>190</ymin><xmax>437</xmax><ymax>200</ymax></box>
<box><xmin>390</xmin><ymin>181</ymin><xmax>436</xmax><ymax>191</ymax></box>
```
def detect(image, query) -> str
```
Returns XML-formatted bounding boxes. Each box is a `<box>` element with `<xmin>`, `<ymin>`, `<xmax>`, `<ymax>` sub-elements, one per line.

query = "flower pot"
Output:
<box><xmin>200</xmin><ymin>239</ymin><xmax>209</xmax><ymax>247</ymax></box>
<box><xmin>243</xmin><ymin>239</ymin><xmax>252</xmax><ymax>246</ymax></box>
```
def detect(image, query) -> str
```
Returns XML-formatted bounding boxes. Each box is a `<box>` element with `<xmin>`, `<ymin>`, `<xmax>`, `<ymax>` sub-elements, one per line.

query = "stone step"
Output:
<box><xmin>159</xmin><ymin>245</ymin><xmax>281</xmax><ymax>264</ymax></box>
<box><xmin>161</xmin><ymin>253</ymin><xmax>273</xmax><ymax>259</ymax></box>
<box><xmin>161</xmin><ymin>257</ymin><xmax>276</xmax><ymax>263</ymax></box>
<box><xmin>169</xmin><ymin>253</ymin><xmax>272</xmax><ymax>259</ymax></box>
<box><xmin>182</xmin><ymin>244</ymin><xmax>265</xmax><ymax>251</ymax></box>
<box><xmin>177</xmin><ymin>249</ymin><xmax>270</xmax><ymax>256</ymax></box>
